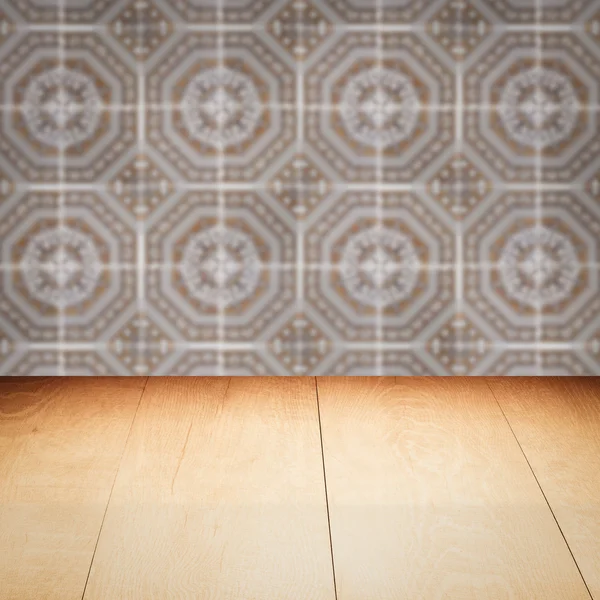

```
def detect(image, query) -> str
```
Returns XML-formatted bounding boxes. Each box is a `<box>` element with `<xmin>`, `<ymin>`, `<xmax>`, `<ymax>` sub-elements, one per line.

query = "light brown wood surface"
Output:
<box><xmin>488</xmin><ymin>377</ymin><xmax>600</xmax><ymax>599</ymax></box>
<box><xmin>81</xmin><ymin>377</ymin><xmax>336</xmax><ymax>600</ymax></box>
<box><xmin>316</xmin><ymin>377</ymin><xmax>592</xmax><ymax>600</ymax></box>
<box><xmin>1</xmin><ymin>376</ymin><xmax>599</xmax><ymax>599</ymax></box>
<box><xmin>0</xmin><ymin>376</ymin><xmax>146</xmax><ymax>600</ymax></box>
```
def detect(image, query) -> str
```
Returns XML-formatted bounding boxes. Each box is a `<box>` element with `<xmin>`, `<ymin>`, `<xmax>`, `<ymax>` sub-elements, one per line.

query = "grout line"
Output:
<box><xmin>454</xmin><ymin>0</ymin><xmax>465</xmax><ymax>375</ymax></box>
<box><xmin>10</xmin><ymin>22</ymin><xmax>585</xmax><ymax>33</ymax></box>
<box><xmin>485</xmin><ymin>380</ymin><xmax>594</xmax><ymax>600</ymax></box>
<box><xmin>374</xmin><ymin>0</ymin><xmax>383</xmax><ymax>377</ymax></box>
<box><xmin>4</xmin><ymin>102</ymin><xmax>600</xmax><ymax>112</ymax></box>
<box><xmin>11</xmin><ymin>181</ymin><xmax>587</xmax><ymax>192</ymax></box>
<box><xmin>56</xmin><ymin>0</ymin><xmax>65</xmax><ymax>376</ymax></box>
<box><xmin>534</xmin><ymin>0</ymin><xmax>543</xmax><ymax>376</ymax></box>
<box><xmin>10</xmin><ymin>340</ymin><xmax>592</xmax><ymax>351</ymax></box>
<box><xmin>79</xmin><ymin>376</ymin><xmax>150</xmax><ymax>600</ymax></box>
<box><xmin>314</xmin><ymin>377</ymin><xmax>339</xmax><ymax>600</ymax></box>
<box><xmin>295</xmin><ymin>0</ymin><xmax>305</xmax><ymax>375</ymax></box>
<box><xmin>136</xmin><ymin>0</ymin><xmax>147</xmax><ymax>376</ymax></box>
<box><xmin>2</xmin><ymin>261</ymin><xmax>600</xmax><ymax>272</ymax></box>
<box><xmin>216</xmin><ymin>0</ymin><xmax>226</xmax><ymax>377</ymax></box>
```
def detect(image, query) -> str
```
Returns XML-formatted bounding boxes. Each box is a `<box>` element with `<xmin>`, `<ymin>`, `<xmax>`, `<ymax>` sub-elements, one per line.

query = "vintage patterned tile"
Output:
<box><xmin>105</xmin><ymin>309</ymin><xmax>180</xmax><ymax>375</ymax></box>
<box><xmin>322</xmin><ymin>350</ymin><xmax>440</xmax><ymax>376</ymax></box>
<box><xmin>166</xmin><ymin>0</ymin><xmax>440</xmax><ymax>26</ymax></box>
<box><xmin>318</xmin><ymin>0</ymin><xmax>434</xmax><ymax>24</ymax></box>
<box><xmin>9</xmin><ymin>0</ymin><xmax>130</xmax><ymax>24</ymax></box>
<box><xmin>0</xmin><ymin>324</ymin><xmax>17</xmax><ymax>375</ymax></box>
<box><xmin>0</xmin><ymin>32</ymin><xmax>138</xmax><ymax>183</ymax></box>
<box><xmin>424</xmin><ymin>150</ymin><xmax>494</xmax><ymax>220</ymax></box>
<box><xmin>425</xmin><ymin>0</ymin><xmax>492</xmax><ymax>62</ymax></box>
<box><xmin>109</xmin><ymin>0</ymin><xmax>176</xmax><ymax>61</ymax></box>
<box><xmin>165</xmin><ymin>0</ymin><xmax>281</xmax><ymax>24</ymax></box>
<box><xmin>146</xmin><ymin>31</ymin><xmax>296</xmax><ymax>184</ymax></box>
<box><xmin>3</xmin><ymin>350</ymin><xmax>127</xmax><ymax>376</ymax></box>
<box><xmin>107</xmin><ymin>152</ymin><xmax>177</xmax><ymax>220</ymax></box>
<box><xmin>265</xmin><ymin>150</ymin><xmax>335</xmax><ymax>219</ymax></box>
<box><xmin>0</xmin><ymin>190</ymin><xmax>137</xmax><ymax>343</ymax></box>
<box><xmin>464</xmin><ymin>192</ymin><xmax>600</xmax><ymax>343</ymax></box>
<box><xmin>485</xmin><ymin>351</ymin><xmax>598</xmax><ymax>376</ymax></box>
<box><xmin>585</xmin><ymin>325</ymin><xmax>600</xmax><ymax>373</ymax></box>
<box><xmin>464</xmin><ymin>32</ymin><xmax>600</xmax><ymax>184</ymax></box>
<box><xmin>304</xmin><ymin>190</ymin><xmax>455</xmax><ymax>343</ymax></box>
<box><xmin>0</xmin><ymin>164</ymin><xmax>15</xmax><ymax>203</ymax></box>
<box><xmin>425</xmin><ymin>311</ymin><xmax>495</xmax><ymax>375</ymax></box>
<box><xmin>0</xmin><ymin>8</ymin><xmax>15</xmax><ymax>47</ymax></box>
<box><xmin>586</xmin><ymin>8</ymin><xmax>600</xmax><ymax>46</ymax></box>
<box><xmin>0</xmin><ymin>0</ymin><xmax>599</xmax><ymax>375</ymax></box>
<box><xmin>146</xmin><ymin>190</ymin><xmax>296</xmax><ymax>343</ymax></box>
<box><xmin>585</xmin><ymin>165</ymin><xmax>600</xmax><ymax>202</ymax></box>
<box><xmin>265</xmin><ymin>0</ymin><xmax>334</xmax><ymax>62</ymax></box>
<box><xmin>266</xmin><ymin>309</ymin><xmax>334</xmax><ymax>375</ymax></box>
<box><xmin>304</xmin><ymin>31</ymin><xmax>455</xmax><ymax>183</ymax></box>
<box><xmin>157</xmin><ymin>349</ymin><xmax>278</xmax><ymax>376</ymax></box>
<box><xmin>480</xmin><ymin>0</ymin><xmax>596</xmax><ymax>24</ymax></box>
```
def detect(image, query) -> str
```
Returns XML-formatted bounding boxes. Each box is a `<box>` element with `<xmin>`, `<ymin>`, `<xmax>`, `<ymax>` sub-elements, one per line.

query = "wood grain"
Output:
<box><xmin>82</xmin><ymin>377</ymin><xmax>335</xmax><ymax>600</ymax></box>
<box><xmin>317</xmin><ymin>376</ymin><xmax>591</xmax><ymax>600</ymax></box>
<box><xmin>487</xmin><ymin>377</ymin><xmax>600</xmax><ymax>599</ymax></box>
<box><xmin>0</xmin><ymin>376</ymin><xmax>146</xmax><ymax>600</ymax></box>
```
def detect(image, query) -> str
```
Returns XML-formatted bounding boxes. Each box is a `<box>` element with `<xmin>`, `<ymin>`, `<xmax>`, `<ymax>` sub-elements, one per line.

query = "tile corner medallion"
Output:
<box><xmin>1</xmin><ymin>0</ymin><xmax>599</xmax><ymax>374</ymax></box>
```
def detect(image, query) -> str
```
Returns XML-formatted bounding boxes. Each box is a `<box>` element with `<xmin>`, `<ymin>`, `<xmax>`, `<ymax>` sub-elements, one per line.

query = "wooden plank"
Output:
<box><xmin>317</xmin><ymin>376</ymin><xmax>591</xmax><ymax>600</ymax></box>
<box><xmin>82</xmin><ymin>377</ymin><xmax>335</xmax><ymax>600</ymax></box>
<box><xmin>487</xmin><ymin>377</ymin><xmax>600</xmax><ymax>599</ymax></box>
<box><xmin>0</xmin><ymin>376</ymin><xmax>146</xmax><ymax>600</ymax></box>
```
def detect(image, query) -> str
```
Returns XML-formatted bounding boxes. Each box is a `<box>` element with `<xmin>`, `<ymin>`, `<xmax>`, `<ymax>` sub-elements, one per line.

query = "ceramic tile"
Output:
<box><xmin>1</xmin><ymin>0</ymin><xmax>600</xmax><ymax>374</ymax></box>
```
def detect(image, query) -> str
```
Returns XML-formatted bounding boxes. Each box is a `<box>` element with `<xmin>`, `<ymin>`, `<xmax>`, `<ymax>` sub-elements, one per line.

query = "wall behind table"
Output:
<box><xmin>1</xmin><ymin>0</ymin><xmax>599</xmax><ymax>375</ymax></box>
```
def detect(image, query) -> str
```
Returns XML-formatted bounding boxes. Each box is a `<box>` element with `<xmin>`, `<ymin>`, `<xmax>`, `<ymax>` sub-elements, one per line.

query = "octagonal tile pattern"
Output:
<box><xmin>0</xmin><ymin>31</ymin><xmax>138</xmax><ymax>183</ymax></box>
<box><xmin>464</xmin><ymin>31</ymin><xmax>600</xmax><ymax>183</ymax></box>
<box><xmin>304</xmin><ymin>31</ymin><xmax>455</xmax><ymax>183</ymax></box>
<box><xmin>8</xmin><ymin>0</ymin><xmax>129</xmax><ymax>24</ymax></box>
<box><xmin>146</xmin><ymin>31</ymin><xmax>296</xmax><ymax>184</ymax></box>
<box><xmin>464</xmin><ymin>191</ymin><xmax>600</xmax><ymax>343</ymax></box>
<box><xmin>478</xmin><ymin>0</ymin><xmax>597</xmax><ymax>24</ymax></box>
<box><xmin>0</xmin><ymin>190</ymin><xmax>136</xmax><ymax>343</ymax></box>
<box><xmin>145</xmin><ymin>190</ymin><xmax>296</xmax><ymax>343</ymax></box>
<box><xmin>1</xmin><ymin>0</ymin><xmax>600</xmax><ymax>374</ymax></box>
<box><xmin>304</xmin><ymin>190</ymin><xmax>455</xmax><ymax>343</ymax></box>
<box><xmin>1</xmin><ymin>351</ymin><xmax>128</xmax><ymax>376</ymax></box>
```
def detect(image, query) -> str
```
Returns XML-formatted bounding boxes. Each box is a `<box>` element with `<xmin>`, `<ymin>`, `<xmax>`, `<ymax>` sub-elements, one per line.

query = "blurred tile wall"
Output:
<box><xmin>1</xmin><ymin>0</ymin><xmax>600</xmax><ymax>374</ymax></box>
